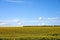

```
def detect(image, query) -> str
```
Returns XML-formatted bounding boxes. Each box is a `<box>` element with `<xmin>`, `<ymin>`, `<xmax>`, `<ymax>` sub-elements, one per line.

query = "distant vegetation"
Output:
<box><xmin>23</xmin><ymin>25</ymin><xmax>60</xmax><ymax>27</ymax></box>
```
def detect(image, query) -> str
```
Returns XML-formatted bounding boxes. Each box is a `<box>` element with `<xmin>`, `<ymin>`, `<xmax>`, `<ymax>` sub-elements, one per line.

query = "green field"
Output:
<box><xmin>0</xmin><ymin>26</ymin><xmax>60</xmax><ymax>40</ymax></box>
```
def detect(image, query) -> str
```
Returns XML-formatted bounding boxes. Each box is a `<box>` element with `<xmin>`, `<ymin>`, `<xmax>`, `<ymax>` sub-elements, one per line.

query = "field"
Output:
<box><xmin>0</xmin><ymin>26</ymin><xmax>60</xmax><ymax>40</ymax></box>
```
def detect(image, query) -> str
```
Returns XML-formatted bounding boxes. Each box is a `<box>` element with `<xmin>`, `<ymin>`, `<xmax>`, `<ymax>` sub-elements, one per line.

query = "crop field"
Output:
<box><xmin>0</xmin><ymin>26</ymin><xmax>60</xmax><ymax>40</ymax></box>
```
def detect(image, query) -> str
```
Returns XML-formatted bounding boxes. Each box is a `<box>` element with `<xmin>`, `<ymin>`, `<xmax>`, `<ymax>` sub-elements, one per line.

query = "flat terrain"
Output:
<box><xmin>0</xmin><ymin>26</ymin><xmax>60</xmax><ymax>40</ymax></box>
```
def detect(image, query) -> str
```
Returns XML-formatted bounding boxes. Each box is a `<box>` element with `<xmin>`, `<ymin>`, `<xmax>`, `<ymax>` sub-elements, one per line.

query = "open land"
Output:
<box><xmin>0</xmin><ymin>26</ymin><xmax>60</xmax><ymax>40</ymax></box>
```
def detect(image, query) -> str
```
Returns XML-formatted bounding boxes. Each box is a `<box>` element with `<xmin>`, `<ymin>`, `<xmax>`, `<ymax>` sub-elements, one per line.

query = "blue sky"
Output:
<box><xmin>0</xmin><ymin>0</ymin><xmax>60</xmax><ymax>26</ymax></box>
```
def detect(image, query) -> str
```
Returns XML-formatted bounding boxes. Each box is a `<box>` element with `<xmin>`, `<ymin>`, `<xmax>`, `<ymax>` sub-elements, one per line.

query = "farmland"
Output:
<box><xmin>0</xmin><ymin>26</ymin><xmax>60</xmax><ymax>40</ymax></box>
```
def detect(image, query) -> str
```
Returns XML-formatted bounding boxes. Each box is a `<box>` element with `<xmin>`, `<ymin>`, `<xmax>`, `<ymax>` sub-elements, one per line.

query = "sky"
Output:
<box><xmin>0</xmin><ymin>0</ymin><xmax>60</xmax><ymax>26</ymax></box>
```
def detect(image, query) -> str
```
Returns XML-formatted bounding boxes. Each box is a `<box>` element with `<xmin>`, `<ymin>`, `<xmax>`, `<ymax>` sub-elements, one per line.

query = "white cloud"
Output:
<box><xmin>41</xmin><ymin>23</ymin><xmax>46</xmax><ymax>25</ymax></box>
<box><xmin>0</xmin><ymin>19</ymin><xmax>24</xmax><ymax>27</ymax></box>
<box><xmin>0</xmin><ymin>17</ymin><xmax>60</xmax><ymax>26</ymax></box>
<box><xmin>39</xmin><ymin>17</ymin><xmax>43</xmax><ymax>20</ymax></box>
<box><xmin>3</xmin><ymin>0</ymin><xmax>24</xmax><ymax>3</ymax></box>
<box><xmin>18</xmin><ymin>22</ymin><xmax>21</xmax><ymax>25</ymax></box>
<box><xmin>2</xmin><ymin>0</ymin><xmax>33</xmax><ymax>5</ymax></box>
<box><xmin>0</xmin><ymin>22</ymin><xmax>7</xmax><ymax>25</ymax></box>
<box><xmin>39</xmin><ymin>17</ymin><xmax>58</xmax><ymax>20</ymax></box>
<box><xmin>47</xmin><ymin>17</ymin><xmax>58</xmax><ymax>20</ymax></box>
<box><xmin>38</xmin><ymin>23</ymin><xmax>48</xmax><ymax>26</ymax></box>
<box><xmin>0</xmin><ymin>19</ymin><xmax>22</xmax><ymax>26</ymax></box>
<box><xmin>12</xmin><ymin>19</ymin><xmax>20</xmax><ymax>22</ymax></box>
<box><xmin>38</xmin><ymin>17</ymin><xmax>60</xmax><ymax>25</ymax></box>
<box><xmin>25</xmin><ymin>20</ymin><xmax>39</xmax><ymax>22</ymax></box>
<box><xmin>0</xmin><ymin>19</ymin><xmax>21</xmax><ymax>23</ymax></box>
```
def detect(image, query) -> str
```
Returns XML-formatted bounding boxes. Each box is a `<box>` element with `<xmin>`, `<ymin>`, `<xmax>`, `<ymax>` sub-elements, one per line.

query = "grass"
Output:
<box><xmin>0</xmin><ymin>26</ymin><xmax>60</xmax><ymax>40</ymax></box>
